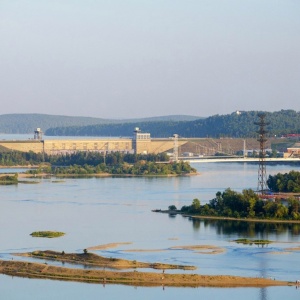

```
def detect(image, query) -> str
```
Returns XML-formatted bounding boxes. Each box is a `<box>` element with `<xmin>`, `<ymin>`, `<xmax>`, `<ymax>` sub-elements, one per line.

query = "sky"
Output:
<box><xmin>0</xmin><ymin>0</ymin><xmax>299</xmax><ymax>119</ymax></box>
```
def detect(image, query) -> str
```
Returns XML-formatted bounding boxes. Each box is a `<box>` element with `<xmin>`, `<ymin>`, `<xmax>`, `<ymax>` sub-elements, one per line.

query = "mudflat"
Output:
<box><xmin>17</xmin><ymin>250</ymin><xmax>195</xmax><ymax>270</ymax></box>
<box><xmin>0</xmin><ymin>251</ymin><xmax>294</xmax><ymax>287</ymax></box>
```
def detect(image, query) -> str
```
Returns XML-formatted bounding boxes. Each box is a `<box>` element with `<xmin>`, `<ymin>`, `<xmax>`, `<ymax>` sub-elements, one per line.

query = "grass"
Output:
<box><xmin>30</xmin><ymin>231</ymin><xmax>65</xmax><ymax>238</ymax></box>
<box><xmin>234</xmin><ymin>238</ymin><xmax>271</xmax><ymax>245</ymax></box>
<box><xmin>0</xmin><ymin>174</ymin><xmax>18</xmax><ymax>185</ymax></box>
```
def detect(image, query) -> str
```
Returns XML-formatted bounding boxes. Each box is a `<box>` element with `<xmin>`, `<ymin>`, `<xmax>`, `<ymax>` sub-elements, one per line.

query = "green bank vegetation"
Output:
<box><xmin>166</xmin><ymin>171</ymin><xmax>300</xmax><ymax>221</ymax></box>
<box><xmin>25</xmin><ymin>152</ymin><xmax>196</xmax><ymax>176</ymax></box>
<box><xmin>0</xmin><ymin>151</ymin><xmax>196</xmax><ymax>176</ymax></box>
<box><xmin>267</xmin><ymin>171</ymin><xmax>300</xmax><ymax>193</ymax></box>
<box><xmin>0</xmin><ymin>174</ymin><xmax>18</xmax><ymax>185</ymax></box>
<box><xmin>175</xmin><ymin>187</ymin><xmax>300</xmax><ymax>221</ymax></box>
<box><xmin>30</xmin><ymin>231</ymin><xmax>65</xmax><ymax>238</ymax></box>
<box><xmin>50</xmin><ymin>160</ymin><xmax>195</xmax><ymax>176</ymax></box>
<box><xmin>0</xmin><ymin>151</ymin><xmax>44</xmax><ymax>166</ymax></box>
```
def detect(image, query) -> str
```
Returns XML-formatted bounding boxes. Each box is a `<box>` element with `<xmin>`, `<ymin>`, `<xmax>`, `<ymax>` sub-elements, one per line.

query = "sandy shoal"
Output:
<box><xmin>124</xmin><ymin>249</ymin><xmax>166</xmax><ymax>253</ymax></box>
<box><xmin>0</xmin><ymin>260</ymin><xmax>292</xmax><ymax>288</ymax></box>
<box><xmin>87</xmin><ymin>242</ymin><xmax>132</xmax><ymax>251</ymax></box>
<box><xmin>102</xmin><ymin>244</ymin><xmax>225</xmax><ymax>254</ymax></box>
<box><xmin>285</xmin><ymin>247</ymin><xmax>300</xmax><ymax>251</ymax></box>
<box><xmin>171</xmin><ymin>245</ymin><xmax>225</xmax><ymax>254</ymax></box>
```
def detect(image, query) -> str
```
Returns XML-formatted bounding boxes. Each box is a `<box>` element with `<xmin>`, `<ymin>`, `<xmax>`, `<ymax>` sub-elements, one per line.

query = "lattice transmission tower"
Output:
<box><xmin>254</xmin><ymin>113</ymin><xmax>270</xmax><ymax>194</ymax></box>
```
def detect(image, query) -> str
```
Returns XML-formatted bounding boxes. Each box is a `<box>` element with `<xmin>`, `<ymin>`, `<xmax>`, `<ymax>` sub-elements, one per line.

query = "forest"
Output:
<box><xmin>45</xmin><ymin>110</ymin><xmax>300</xmax><ymax>138</ymax></box>
<box><xmin>1</xmin><ymin>110</ymin><xmax>300</xmax><ymax>138</ymax></box>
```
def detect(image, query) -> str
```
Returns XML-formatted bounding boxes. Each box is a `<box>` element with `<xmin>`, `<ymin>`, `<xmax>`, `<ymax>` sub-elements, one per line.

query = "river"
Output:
<box><xmin>1</xmin><ymin>162</ymin><xmax>300</xmax><ymax>299</ymax></box>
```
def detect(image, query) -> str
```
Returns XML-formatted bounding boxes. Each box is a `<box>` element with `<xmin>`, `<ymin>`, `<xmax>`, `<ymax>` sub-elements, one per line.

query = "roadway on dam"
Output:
<box><xmin>181</xmin><ymin>157</ymin><xmax>300</xmax><ymax>163</ymax></box>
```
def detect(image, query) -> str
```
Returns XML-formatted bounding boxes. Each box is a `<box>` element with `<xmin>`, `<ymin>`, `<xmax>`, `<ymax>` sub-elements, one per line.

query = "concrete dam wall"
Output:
<box><xmin>0</xmin><ymin>137</ymin><xmax>263</xmax><ymax>156</ymax></box>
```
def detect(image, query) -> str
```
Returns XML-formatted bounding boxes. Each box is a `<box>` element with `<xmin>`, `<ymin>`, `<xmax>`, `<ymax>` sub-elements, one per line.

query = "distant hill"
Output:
<box><xmin>121</xmin><ymin>115</ymin><xmax>202</xmax><ymax>122</ymax></box>
<box><xmin>0</xmin><ymin>114</ymin><xmax>201</xmax><ymax>134</ymax></box>
<box><xmin>45</xmin><ymin>110</ymin><xmax>300</xmax><ymax>138</ymax></box>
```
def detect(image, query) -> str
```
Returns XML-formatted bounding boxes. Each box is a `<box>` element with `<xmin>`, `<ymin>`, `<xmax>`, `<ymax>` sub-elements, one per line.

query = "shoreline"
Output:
<box><xmin>190</xmin><ymin>214</ymin><xmax>300</xmax><ymax>224</ymax></box>
<box><xmin>158</xmin><ymin>210</ymin><xmax>300</xmax><ymax>224</ymax></box>
<box><xmin>0</xmin><ymin>259</ymin><xmax>292</xmax><ymax>287</ymax></box>
<box><xmin>14</xmin><ymin>172</ymin><xmax>198</xmax><ymax>179</ymax></box>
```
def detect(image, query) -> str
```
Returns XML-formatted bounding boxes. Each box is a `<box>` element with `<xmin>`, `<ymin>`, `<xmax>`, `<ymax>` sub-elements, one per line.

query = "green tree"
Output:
<box><xmin>168</xmin><ymin>205</ymin><xmax>177</xmax><ymax>211</ymax></box>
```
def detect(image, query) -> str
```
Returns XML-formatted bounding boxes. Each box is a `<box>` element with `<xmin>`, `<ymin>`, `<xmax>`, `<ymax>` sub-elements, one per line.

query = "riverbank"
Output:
<box><xmin>0</xmin><ymin>165</ymin><xmax>38</xmax><ymax>169</ymax></box>
<box><xmin>156</xmin><ymin>210</ymin><xmax>300</xmax><ymax>224</ymax></box>
<box><xmin>190</xmin><ymin>214</ymin><xmax>300</xmax><ymax>224</ymax></box>
<box><xmin>17</xmin><ymin>172</ymin><xmax>198</xmax><ymax>178</ymax></box>
<box><xmin>0</xmin><ymin>259</ymin><xmax>292</xmax><ymax>288</ymax></box>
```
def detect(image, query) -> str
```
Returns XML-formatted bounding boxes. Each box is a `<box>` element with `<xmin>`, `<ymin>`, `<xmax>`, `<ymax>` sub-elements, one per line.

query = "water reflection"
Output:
<box><xmin>188</xmin><ymin>217</ymin><xmax>300</xmax><ymax>238</ymax></box>
<box><xmin>168</xmin><ymin>213</ymin><xmax>177</xmax><ymax>219</ymax></box>
<box><xmin>260</xmin><ymin>288</ymin><xmax>267</xmax><ymax>300</ymax></box>
<box><xmin>191</xmin><ymin>218</ymin><xmax>201</xmax><ymax>231</ymax></box>
<box><xmin>2</xmin><ymin>162</ymin><xmax>300</xmax><ymax>299</ymax></box>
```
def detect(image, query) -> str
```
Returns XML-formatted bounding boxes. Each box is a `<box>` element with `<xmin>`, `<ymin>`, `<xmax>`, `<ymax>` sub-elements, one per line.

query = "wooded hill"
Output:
<box><xmin>0</xmin><ymin>114</ymin><xmax>200</xmax><ymax>134</ymax></box>
<box><xmin>45</xmin><ymin>110</ymin><xmax>300</xmax><ymax>138</ymax></box>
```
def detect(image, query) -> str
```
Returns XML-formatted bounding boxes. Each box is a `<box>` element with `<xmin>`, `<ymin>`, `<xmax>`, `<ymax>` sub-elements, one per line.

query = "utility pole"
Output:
<box><xmin>254</xmin><ymin>113</ymin><xmax>270</xmax><ymax>195</ymax></box>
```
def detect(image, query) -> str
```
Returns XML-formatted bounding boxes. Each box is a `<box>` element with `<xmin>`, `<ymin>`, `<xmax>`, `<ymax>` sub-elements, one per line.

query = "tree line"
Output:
<box><xmin>45</xmin><ymin>109</ymin><xmax>300</xmax><ymax>138</ymax></box>
<box><xmin>0</xmin><ymin>150</ymin><xmax>196</xmax><ymax>176</ymax></box>
<box><xmin>0</xmin><ymin>151</ymin><xmax>169</xmax><ymax>166</ymax></box>
<box><xmin>49</xmin><ymin>160</ymin><xmax>195</xmax><ymax>176</ymax></box>
<box><xmin>178</xmin><ymin>188</ymin><xmax>300</xmax><ymax>220</ymax></box>
<box><xmin>267</xmin><ymin>171</ymin><xmax>300</xmax><ymax>193</ymax></box>
<box><xmin>2</xmin><ymin>110</ymin><xmax>300</xmax><ymax>138</ymax></box>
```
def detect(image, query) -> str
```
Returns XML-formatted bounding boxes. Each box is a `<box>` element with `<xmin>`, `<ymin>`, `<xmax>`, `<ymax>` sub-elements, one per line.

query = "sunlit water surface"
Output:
<box><xmin>1</xmin><ymin>161</ymin><xmax>300</xmax><ymax>299</ymax></box>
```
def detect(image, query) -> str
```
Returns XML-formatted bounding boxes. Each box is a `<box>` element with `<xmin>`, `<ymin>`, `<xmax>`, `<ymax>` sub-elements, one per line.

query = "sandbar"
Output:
<box><xmin>124</xmin><ymin>249</ymin><xmax>166</xmax><ymax>253</ymax></box>
<box><xmin>0</xmin><ymin>250</ymin><xmax>295</xmax><ymax>287</ymax></box>
<box><xmin>87</xmin><ymin>242</ymin><xmax>132</xmax><ymax>251</ymax></box>
<box><xmin>285</xmin><ymin>247</ymin><xmax>300</xmax><ymax>251</ymax></box>
<box><xmin>0</xmin><ymin>259</ymin><xmax>291</xmax><ymax>287</ymax></box>
<box><xmin>17</xmin><ymin>250</ymin><xmax>195</xmax><ymax>270</ymax></box>
<box><xmin>170</xmin><ymin>245</ymin><xmax>225</xmax><ymax>254</ymax></box>
<box><xmin>268</xmin><ymin>251</ymin><xmax>291</xmax><ymax>255</ymax></box>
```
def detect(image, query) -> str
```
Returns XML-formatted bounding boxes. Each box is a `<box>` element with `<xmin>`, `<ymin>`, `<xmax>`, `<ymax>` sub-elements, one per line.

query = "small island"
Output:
<box><xmin>233</xmin><ymin>239</ymin><xmax>271</xmax><ymax>245</ymax></box>
<box><xmin>30</xmin><ymin>231</ymin><xmax>65</xmax><ymax>238</ymax></box>
<box><xmin>0</xmin><ymin>174</ymin><xmax>18</xmax><ymax>185</ymax></box>
<box><xmin>160</xmin><ymin>171</ymin><xmax>300</xmax><ymax>222</ymax></box>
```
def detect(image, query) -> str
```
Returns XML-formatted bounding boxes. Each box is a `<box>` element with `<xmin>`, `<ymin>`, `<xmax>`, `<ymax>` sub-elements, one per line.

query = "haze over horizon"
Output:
<box><xmin>1</xmin><ymin>1</ymin><xmax>299</xmax><ymax>119</ymax></box>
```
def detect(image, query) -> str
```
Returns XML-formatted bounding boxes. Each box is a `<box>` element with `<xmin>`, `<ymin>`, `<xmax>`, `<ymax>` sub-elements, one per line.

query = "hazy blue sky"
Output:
<box><xmin>0</xmin><ymin>0</ymin><xmax>299</xmax><ymax>119</ymax></box>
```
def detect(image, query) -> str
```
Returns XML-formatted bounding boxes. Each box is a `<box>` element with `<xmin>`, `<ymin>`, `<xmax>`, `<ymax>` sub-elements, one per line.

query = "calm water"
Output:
<box><xmin>1</xmin><ymin>162</ymin><xmax>300</xmax><ymax>299</ymax></box>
